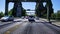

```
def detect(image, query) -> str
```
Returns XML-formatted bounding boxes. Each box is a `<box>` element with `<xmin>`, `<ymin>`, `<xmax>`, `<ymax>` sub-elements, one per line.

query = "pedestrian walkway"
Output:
<box><xmin>39</xmin><ymin>18</ymin><xmax>60</xmax><ymax>26</ymax></box>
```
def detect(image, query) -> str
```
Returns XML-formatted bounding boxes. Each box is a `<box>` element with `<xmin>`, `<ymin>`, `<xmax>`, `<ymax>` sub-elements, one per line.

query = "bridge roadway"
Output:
<box><xmin>0</xmin><ymin>18</ymin><xmax>60</xmax><ymax>34</ymax></box>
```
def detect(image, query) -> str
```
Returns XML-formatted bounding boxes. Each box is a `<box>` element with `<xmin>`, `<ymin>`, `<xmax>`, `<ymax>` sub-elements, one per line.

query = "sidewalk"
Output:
<box><xmin>39</xmin><ymin>18</ymin><xmax>60</xmax><ymax>26</ymax></box>
<box><xmin>39</xmin><ymin>18</ymin><xmax>58</xmax><ymax>22</ymax></box>
<box><xmin>39</xmin><ymin>18</ymin><xmax>49</xmax><ymax>22</ymax></box>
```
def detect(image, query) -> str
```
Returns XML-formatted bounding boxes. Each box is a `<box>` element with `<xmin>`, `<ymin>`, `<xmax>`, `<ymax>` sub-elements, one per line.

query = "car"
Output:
<box><xmin>36</xmin><ymin>17</ymin><xmax>39</xmax><ymax>20</ymax></box>
<box><xmin>21</xmin><ymin>16</ymin><xmax>25</xmax><ymax>19</ymax></box>
<box><xmin>28</xmin><ymin>15</ymin><xmax>35</xmax><ymax>22</ymax></box>
<box><xmin>1</xmin><ymin>16</ymin><xmax>14</xmax><ymax>22</ymax></box>
<box><xmin>25</xmin><ymin>16</ymin><xmax>28</xmax><ymax>19</ymax></box>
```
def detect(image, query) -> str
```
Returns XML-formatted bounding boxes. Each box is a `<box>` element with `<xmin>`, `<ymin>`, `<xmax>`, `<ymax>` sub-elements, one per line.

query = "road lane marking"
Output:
<box><xmin>4</xmin><ymin>22</ymin><xmax>23</xmax><ymax>34</ymax></box>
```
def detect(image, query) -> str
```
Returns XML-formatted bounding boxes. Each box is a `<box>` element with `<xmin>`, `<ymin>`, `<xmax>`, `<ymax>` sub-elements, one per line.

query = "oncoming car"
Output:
<box><xmin>28</xmin><ymin>15</ymin><xmax>35</xmax><ymax>22</ymax></box>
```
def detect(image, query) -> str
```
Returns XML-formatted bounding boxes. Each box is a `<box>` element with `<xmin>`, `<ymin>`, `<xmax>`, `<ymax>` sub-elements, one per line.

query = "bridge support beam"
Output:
<box><xmin>35</xmin><ymin>2</ymin><xmax>44</xmax><ymax>17</ymax></box>
<box><xmin>16</xmin><ymin>2</ymin><xmax>22</xmax><ymax>17</ymax></box>
<box><xmin>47</xmin><ymin>0</ymin><xmax>53</xmax><ymax>23</ymax></box>
<box><xmin>47</xmin><ymin>5</ymin><xmax>50</xmax><ymax>22</ymax></box>
<box><xmin>13</xmin><ymin>2</ymin><xmax>22</xmax><ymax>17</ymax></box>
<box><xmin>5</xmin><ymin>0</ymin><xmax>8</xmax><ymax>16</ymax></box>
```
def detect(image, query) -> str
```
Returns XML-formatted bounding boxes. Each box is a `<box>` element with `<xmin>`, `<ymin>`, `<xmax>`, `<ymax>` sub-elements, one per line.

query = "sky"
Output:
<box><xmin>0</xmin><ymin>0</ymin><xmax>60</xmax><ymax>13</ymax></box>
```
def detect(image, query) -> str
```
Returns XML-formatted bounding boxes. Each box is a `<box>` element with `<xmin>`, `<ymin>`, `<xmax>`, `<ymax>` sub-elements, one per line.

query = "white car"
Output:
<box><xmin>1</xmin><ymin>16</ymin><xmax>14</xmax><ymax>22</ymax></box>
<box><xmin>36</xmin><ymin>17</ymin><xmax>39</xmax><ymax>20</ymax></box>
<box><xmin>21</xmin><ymin>16</ymin><xmax>24</xmax><ymax>19</ymax></box>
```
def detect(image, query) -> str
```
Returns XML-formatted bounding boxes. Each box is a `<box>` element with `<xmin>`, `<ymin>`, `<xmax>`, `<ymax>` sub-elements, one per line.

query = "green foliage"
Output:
<box><xmin>57</xmin><ymin>11</ymin><xmax>60</xmax><ymax>17</ymax></box>
<box><xmin>0</xmin><ymin>12</ymin><xmax>4</xmax><ymax>18</ymax></box>
<box><xmin>8</xmin><ymin>9</ymin><xmax>13</xmax><ymax>16</ymax></box>
<box><xmin>22</xmin><ymin>8</ymin><xmax>26</xmax><ymax>16</ymax></box>
<box><xmin>43</xmin><ymin>14</ymin><xmax>47</xmax><ymax>18</ymax></box>
<box><xmin>51</xmin><ymin>10</ymin><xmax>60</xmax><ymax>20</ymax></box>
<box><xmin>56</xmin><ymin>10</ymin><xmax>60</xmax><ymax>20</ymax></box>
<box><xmin>8</xmin><ymin>8</ymin><xmax>26</xmax><ymax>17</ymax></box>
<box><xmin>51</xmin><ymin>13</ymin><xmax>56</xmax><ymax>19</ymax></box>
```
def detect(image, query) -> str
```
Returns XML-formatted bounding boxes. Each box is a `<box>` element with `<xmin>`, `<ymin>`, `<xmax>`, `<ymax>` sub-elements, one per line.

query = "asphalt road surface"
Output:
<box><xmin>0</xmin><ymin>19</ymin><xmax>60</xmax><ymax>34</ymax></box>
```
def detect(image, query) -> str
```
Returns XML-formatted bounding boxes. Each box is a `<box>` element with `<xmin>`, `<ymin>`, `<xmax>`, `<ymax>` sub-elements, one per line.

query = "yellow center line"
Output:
<box><xmin>4</xmin><ymin>22</ymin><xmax>23</xmax><ymax>34</ymax></box>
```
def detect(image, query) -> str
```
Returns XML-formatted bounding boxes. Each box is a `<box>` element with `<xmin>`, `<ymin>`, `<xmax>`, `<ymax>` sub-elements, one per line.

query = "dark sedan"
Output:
<box><xmin>28</xmin><ymin>15</ymin><xmax>35</xmax><ymax>22</ymax></box>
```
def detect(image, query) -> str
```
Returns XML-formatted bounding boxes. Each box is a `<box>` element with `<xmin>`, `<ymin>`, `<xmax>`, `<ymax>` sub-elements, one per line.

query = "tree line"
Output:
<box><xmin>0</xmin><ymin>8</ymin><xmax>26</xmax><ymax>18</ymax></box>
<box><xmin>0</xmin><ymin>10</ymin><xmax>60</xmax><ymax>20</ymax></box>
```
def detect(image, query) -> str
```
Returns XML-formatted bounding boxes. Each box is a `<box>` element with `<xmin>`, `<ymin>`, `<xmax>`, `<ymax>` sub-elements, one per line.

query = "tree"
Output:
<box><xmin>56</xmin><ymin>10</ymin><xmax>60</xmax><ymax>20</ymax></box>
<box><xmin>0</xmin><ymin>11</ymin><xmax>4</xmax><ymax>18</ymax></box>
<box><xmin>22</xmin><ymin>8</ymin><xmax>26</xmax><ymax>16</ymax></box>
<box><xmin>8</xmin><ymin>7</ymin><xmax>26</xmax><ymax>17</ymax></box>
<box><xmin>51</xmin><ymin>13</ymin><xmax>56</xmax><ymax>19</ymax></box>
<box><xmin>8</xmin><ymin>9</ymin><xmax>13</xmax><ymax>16</ymax></box>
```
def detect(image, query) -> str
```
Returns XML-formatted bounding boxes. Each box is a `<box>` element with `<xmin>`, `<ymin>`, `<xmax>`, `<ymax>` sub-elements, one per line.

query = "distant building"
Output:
<box><xmin>26</xmin><ymin>11</ymin><xmax>35</xmax><ymax>15</ymax></box>
<box><xmin>57</xmin><ymin>10</ymin><xmax>60</xmax><ymax>13</ymax></box>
